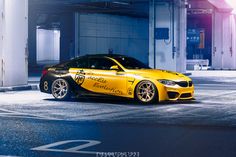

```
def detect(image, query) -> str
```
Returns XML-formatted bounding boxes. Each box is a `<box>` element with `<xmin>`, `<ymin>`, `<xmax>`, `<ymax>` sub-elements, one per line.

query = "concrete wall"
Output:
<box><xmin>28</xmin><ymin>7</ymin><xmax>36</xmax><ymax>67</ymax></box>
<box><xmin>60</xmin><ymin>13</ymin><xmax>74</xmax><ymax>62</ymax></box>
<box><xmin>149</xmin><ymin>0</ymin><xmax>187</xmax><ymax>73</ymax></box>
<box><xmin>0</xmin><ymin>0</ymin><xmax>28</xmax><ymax>86</ymax></box>
<box><xmin>76</xmin><ymin>13</ymin><xmax>149</xmax><ymax>64</ymax></box>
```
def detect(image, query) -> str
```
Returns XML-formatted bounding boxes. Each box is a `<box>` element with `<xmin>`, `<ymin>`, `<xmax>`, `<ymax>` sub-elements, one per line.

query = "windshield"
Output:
<box><xmin>114</xmin><ymin>57</ymin><xmax>151</xmax><ymax>69</ymax></box>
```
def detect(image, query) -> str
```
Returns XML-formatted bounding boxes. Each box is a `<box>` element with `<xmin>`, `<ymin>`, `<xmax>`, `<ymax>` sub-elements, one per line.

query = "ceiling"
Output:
<box><xmin>30</xmin><ymin>0</ymin><xmax>150</xmax><ymax>29</ymax></box>
<box><xmin>29</xmin><ymin>0</ymin><xmax>149</xmax><ymax>17</ymax></box>
<box><xmin>31</xmin><ymin>0</ymin><xmax>217</xmax><ymax>29</ymax></box>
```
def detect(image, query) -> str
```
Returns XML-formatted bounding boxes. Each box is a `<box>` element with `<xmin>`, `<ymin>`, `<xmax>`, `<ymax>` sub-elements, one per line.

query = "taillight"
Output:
<box><xmin>42</xmin><ymin>69</ymin><xmax>48</xmax><ymax>77</ymax></box>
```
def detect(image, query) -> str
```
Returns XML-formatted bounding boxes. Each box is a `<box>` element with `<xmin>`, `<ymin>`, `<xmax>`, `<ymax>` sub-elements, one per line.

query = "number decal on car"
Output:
<box><xmin>44</xmin><ymin>81</ymin><xmax>48</xmax><ymax>91</ymax></box>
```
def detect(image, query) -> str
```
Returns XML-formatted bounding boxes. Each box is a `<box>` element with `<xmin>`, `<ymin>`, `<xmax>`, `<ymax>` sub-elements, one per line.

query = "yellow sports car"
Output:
<box><xmin>40</xmin><ymin>54</ymin><xmax>194</xmax><ymax>104</ymax></box>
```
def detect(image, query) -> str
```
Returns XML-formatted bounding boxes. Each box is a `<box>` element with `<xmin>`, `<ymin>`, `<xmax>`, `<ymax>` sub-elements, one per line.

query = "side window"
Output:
<box><xmin>66</xmin><ymin>57</ymin><xmax>88</xmax><ymax>68</ymax></box>
<box><xmin>89</xmin><ymin>57</ymin><xmax>117</xmax><ymax>70</ymax></box>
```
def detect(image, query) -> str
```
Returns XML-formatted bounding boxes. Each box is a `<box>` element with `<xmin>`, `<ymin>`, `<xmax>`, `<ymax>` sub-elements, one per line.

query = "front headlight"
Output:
<box><xmin>158</xmin><ymin>79</ymin><xmax>176</xmax><ymax>86</ymax></box>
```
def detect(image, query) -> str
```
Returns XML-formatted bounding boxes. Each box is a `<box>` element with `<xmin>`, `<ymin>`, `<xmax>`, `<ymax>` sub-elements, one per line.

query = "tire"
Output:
<box><xmin>51</xmin><ymin>78</ymin><xmax>71</xmax><ymax>100</ymax></box>
<box><xmin>135</xmin><ymin>80</ymin><xmax>158</xmax><ymax>104</ymax></box>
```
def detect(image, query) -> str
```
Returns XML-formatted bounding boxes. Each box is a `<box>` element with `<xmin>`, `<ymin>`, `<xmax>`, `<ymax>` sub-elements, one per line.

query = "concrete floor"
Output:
<box><xmin>0</xmin><ymin>71</ymin><xmax>236</xmax><ymax>156</ymax></box>
<box><xmin>1</xmin><ymin>71</ymin><xmax>236</xmax><ymax>127</ymax></box>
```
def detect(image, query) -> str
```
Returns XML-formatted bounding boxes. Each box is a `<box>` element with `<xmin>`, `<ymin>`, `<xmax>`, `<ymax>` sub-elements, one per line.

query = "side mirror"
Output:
<box><xmin>110</xmin><ymin>65</ymin><xmax>119</xmax><ymax>71</ymax></box>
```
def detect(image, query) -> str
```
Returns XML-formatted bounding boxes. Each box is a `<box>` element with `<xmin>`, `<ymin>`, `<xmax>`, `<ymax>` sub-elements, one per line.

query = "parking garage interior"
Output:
<box><xmin>2</xmin><ymin>1</ymin><xmax>236</xmax><ymax>156</ymax></box>
<box><xmin>0</xmin><ymin>0</ymin><xmax>236</xmax><ymax>86</ymax></box>
<box><xmin>28</xmin><ymin>0</ymin><xmax>150</xmax><ymax>75</ymax></box>
<box><xmin>27</xmin><ymin>0</ymin><xmax>188</xmax><ymax>76</ymax></box>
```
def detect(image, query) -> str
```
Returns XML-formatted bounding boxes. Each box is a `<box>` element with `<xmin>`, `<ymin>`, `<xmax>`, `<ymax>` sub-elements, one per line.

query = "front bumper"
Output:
<box><xmin>158</xmin><ymin>84</ymin><xmax>194</xmax><ymax>101</ymax></box>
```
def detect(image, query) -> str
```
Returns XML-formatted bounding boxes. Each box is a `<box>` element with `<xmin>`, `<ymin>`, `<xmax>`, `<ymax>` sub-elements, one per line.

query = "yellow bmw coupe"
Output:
<box><xmin>40</xmin><ymin>54</ymin><xmax>194</xmax><ymax>104</ymax></box>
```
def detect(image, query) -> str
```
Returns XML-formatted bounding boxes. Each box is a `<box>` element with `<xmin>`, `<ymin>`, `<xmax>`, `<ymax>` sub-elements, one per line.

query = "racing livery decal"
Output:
<box><xmin>74</xmin><ymin>70</ymin><xmax>85</xmax><ymax>85</ymax></box>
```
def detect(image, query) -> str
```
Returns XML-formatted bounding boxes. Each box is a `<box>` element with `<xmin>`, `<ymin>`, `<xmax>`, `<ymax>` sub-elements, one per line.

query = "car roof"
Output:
<box><xmin>83</xmin><ymin>54</ymin><xmax>127</xmax><ymax>58</ymax></box>
<box><xmin>53</xmin><ymin>54</ymin><xmax>129</xmax><ymax>68</ymax></box>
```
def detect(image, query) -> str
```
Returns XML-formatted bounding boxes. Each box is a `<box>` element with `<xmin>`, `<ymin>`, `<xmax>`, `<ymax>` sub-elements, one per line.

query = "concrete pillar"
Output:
<box><xmin>149</xmin><ymin>0</ymin><xmax>187</xmax><ymax>73</ymax></box>
<box><xmin>212</xmin><ymin>11</ymin><xmax>236</xmax><ymax>70</ymax></box>
<box><xmin>176</xmin><ymin>0</ymin><xmax>187</xmax><ymax>73</ymax></box>
<box><xmin>149</xmin><ymin>1</ymin><xmax>155</xmax><ymax>69</ymax></box>
<box><xmin>232</xmin><ymin>15</ymin><xmax>236</xmax><ymax>69</ymax></box>
<box><xmin>222</xmin><ymin>14</ymin><xmax>235</xmax><ymax>69</ymax></box>
<box><xmin>0</xmin><ymin>0</ymin><xmax>3</xmax><ymax>86</ymax></box>
<box><xmin>212</xmin><ymin>12</ymin><xmax>223</xmax><ymax>69</ymax></box>
<box><xmin>0</xmin><ymin>0</ymin><xmax>28</xmax><ymax>87</ymax></box>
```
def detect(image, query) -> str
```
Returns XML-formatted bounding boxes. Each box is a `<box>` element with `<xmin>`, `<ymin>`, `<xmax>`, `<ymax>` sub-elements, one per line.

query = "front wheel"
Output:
<box><xmin>51</xmin><ymin>78</ymin><xmax>71</xmax><ymax>100</ymax></box>
<box><xmin>135</xmin><ymin>80</ymin><xmax>158</xmax><ymax>104</ymax></box>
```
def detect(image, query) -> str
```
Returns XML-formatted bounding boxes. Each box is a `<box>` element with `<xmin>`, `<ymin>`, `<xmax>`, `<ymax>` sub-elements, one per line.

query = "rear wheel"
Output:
<box><xmin>51</xmin><ymin>78</ymin><xmax>71</xmax><ymax>100</ymax></box>
<box><xmin>135</xmin><ymin>80</ymin><xmax>158</xmax><ymax>104</ymax></box>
